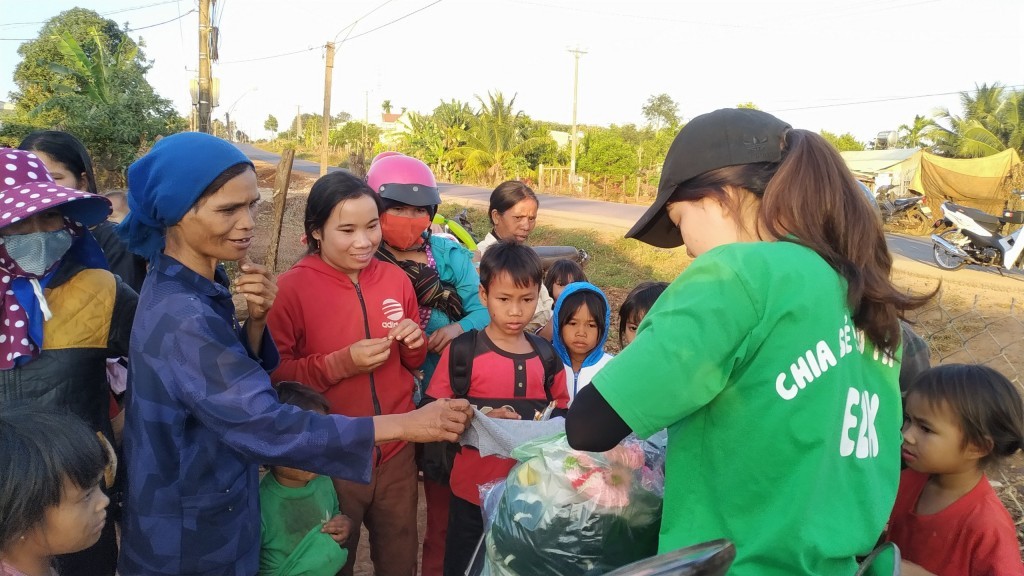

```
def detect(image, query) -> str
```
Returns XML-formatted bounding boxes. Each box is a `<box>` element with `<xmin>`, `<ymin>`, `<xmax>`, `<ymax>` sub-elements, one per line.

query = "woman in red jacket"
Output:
<box><xmin>268</xmin><ymin>171</ymin><xmax>426</xmax><ymax>576</ymax></box>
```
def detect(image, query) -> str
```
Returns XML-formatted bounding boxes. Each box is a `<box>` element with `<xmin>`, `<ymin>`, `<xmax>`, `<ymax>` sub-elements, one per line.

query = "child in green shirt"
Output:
<box><xmin>259</xmin><ymin>382</ymin><xmax>352</xmax><ymax>576</ymax></box>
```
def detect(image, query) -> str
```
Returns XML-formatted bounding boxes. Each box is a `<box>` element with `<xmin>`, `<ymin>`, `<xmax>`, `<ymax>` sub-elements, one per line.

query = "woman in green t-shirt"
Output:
<box><xmin>566</xmin><ymin>108</ymin><xmax>932</xmax><ymax>576</ymax></box>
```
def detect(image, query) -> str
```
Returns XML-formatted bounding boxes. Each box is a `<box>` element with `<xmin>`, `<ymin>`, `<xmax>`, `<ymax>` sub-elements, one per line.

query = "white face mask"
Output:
<box><xmin>1</xmin><ymin>229</ymin><xmax>74</xmax><ymax>277</ymax></box>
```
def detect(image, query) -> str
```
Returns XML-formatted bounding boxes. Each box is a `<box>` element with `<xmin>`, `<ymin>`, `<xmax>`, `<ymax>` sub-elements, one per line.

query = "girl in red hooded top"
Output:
<box><xmin>268</xmin><ymin>171</ymin><xmax>426</xmax><ymax>576</ymax></box>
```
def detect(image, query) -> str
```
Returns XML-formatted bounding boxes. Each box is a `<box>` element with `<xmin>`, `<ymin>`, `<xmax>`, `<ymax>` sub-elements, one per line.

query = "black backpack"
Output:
<box><xmin>447</xmin><ymin>329</ymin><xmax>561</xmax><ymax>400</ymax></box>
<box><xmin>416</xmin><ymin>329</ymin><xmax>561</xmax><ymax>484</ymax></box>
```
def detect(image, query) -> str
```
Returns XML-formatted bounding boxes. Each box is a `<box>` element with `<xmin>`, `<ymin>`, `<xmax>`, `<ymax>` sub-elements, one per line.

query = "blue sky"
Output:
<box><xmin>2</xmin><ymin>0</ymin><xmax>1022</xmax><ymax>143</ymax></box>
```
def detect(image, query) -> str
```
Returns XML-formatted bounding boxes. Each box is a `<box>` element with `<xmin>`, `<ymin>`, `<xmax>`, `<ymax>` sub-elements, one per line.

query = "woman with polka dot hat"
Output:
<box><xmin>0</xmin><ymin>148</ymin><xmax>137</xmax><ymax>576</ymax></box>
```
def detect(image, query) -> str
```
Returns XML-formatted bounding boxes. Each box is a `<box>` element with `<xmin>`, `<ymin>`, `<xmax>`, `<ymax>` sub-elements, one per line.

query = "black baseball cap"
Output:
<box><xmin>625</xmin><ymin>108</ymin><xmax>791</xmax><ymax>248</ymax></box>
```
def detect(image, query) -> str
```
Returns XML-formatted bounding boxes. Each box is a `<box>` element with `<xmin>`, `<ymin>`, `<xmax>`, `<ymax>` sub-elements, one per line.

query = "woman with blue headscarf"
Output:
<box><xmin>115</xmin><ymin>132</ymin><xmax>473</xmax><ymax>576</ymax></box>
<box><xmin>0</xmin><ymin>148</ymin><xmax>136</xmax><ymax>576</ymax></box>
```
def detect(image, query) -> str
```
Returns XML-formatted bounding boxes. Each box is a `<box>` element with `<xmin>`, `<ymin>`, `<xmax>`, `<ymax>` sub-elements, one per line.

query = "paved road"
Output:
<box><xmin>239</xmin><ymin>144</ymin><xmax>1022</xmax><ymax>288</ymax></box>
<box><xmin>236</xmin><ymin>143</ymin><xmax>347</xmax><ymax>175</ymax></box>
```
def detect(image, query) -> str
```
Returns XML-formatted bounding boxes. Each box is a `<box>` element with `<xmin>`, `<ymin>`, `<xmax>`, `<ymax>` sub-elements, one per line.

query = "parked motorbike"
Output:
<box><xmin>434</xmin><ymin>208</ymin><xmax>590</xmax><ymax>270</ymax></box>
<box><xmin>875</xmin><ymin>186</ymin><xmax>930</xmax><ymax>225</ymax></box>
<box><xmin>931</xmin><ymin>190</ymin><xmax>1024</xmax><ymax>272</ymax></box>
<box><xmin>881</xmin><ymin>195</ymin><xmax>928</xmax><ymax>224</ymax></box>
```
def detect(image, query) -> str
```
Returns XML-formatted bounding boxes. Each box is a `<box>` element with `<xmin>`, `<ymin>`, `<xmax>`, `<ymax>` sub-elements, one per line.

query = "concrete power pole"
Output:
<box><xmin>568</xmin><ymin>47</ymin><xmax>586</xmax><ymax>189</ymax></box>
<box><xmin>296</xmin><ymin>105</ymin><xmax>302</xmax><ymax>138</ymax></box>
<box><xmin>198</xmin><ymin>0</ymin><xmax>213</xmax><ymax>134</ymax></box>
<box><xmin>319</xmin><ymin>42</ymin><xmax>336</xmax><ymax>176</ymax></box>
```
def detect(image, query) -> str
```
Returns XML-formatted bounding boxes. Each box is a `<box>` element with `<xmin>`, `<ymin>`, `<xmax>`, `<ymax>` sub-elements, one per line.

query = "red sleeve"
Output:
<box><xmin>267</xmin><ymin>276</ymin><xmax>359</xmax><ymax>391</ymax></box>
<box><xmin>425</xmin><ymin>345</ymin><xmax>454</xmax><ymax>400</ymax></box>
<box><xmin>550</xmin><ymin>364</ymin><xmax>570</xmax><ymax>409</ymax></box>
<box><xmin>398</xmin><ymin>277</ymin><xmax>428</xmax><ymax>371</ymax></box>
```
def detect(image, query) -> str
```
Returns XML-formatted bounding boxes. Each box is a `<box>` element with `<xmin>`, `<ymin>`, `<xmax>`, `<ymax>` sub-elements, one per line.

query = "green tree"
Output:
<box><xmin>264</xmin><ymin>114</ymin><xmax>279</xmax><ymax>136</ymax></box>
<box><xmin>397</xmin><ymin>111</ymin><xmax>445</xmax><ymax>172</ymax></box>
<box><xmin>642</xmin><ymin>93</ymin><xmax>680</xmax><ymax>133</ymax></box>
<box><xmin>896</xmin><ymin>115</ymin><xmax>933</xmax><ymax>149</ymax></box>
<box><xmin>297</xmin><ymin>113</ymin><xmax>322</xmax><ymax>147</ymax></box>
<box><xmin>736</xmin><ymin>102</ymin><xmax>760</xmax><ymax>110</ymax></box>
<box><xmin>1</xmin><ymin>8</ymin><xmax>183</xmax><ymax>184</ymax></box>
<box><xmin>382</xmin><ymin>99</ymin><xmax>393</xmax><ymax>115</ymax></box>
<box><xmin>578</xmin><ymin>128</ymin><xmax>639</xmax><ymax>177</ymax></box>
<box><xmin>928</xmin><ymin>84</ymin><xmax>1024</xmax><ymax>158</ymax></box>
<box><xmin>522</xmin><ymin>121</ymin><xmax>564</xmax><ymax>169</ymax></box>
<box><xmin>459</xmin><ymin>91</ymin><xmax>543</xmax><ymax>183</ymax></box>
<box><xmin>819</xmin><ymin>130</ymin><xmax>865</xmax><ymax>152</ymax></box>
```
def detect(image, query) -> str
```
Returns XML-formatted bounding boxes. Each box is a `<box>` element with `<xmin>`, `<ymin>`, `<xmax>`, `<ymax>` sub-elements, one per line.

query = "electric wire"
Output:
<box><xmin>342</xmin><ymin>0</ymin><xmax>443</xmax><ymax>43</ymax></box>
<box><xmin>1</xmin><ymin>0</ymin><xmax>182</xmax><ymax>27</ymax></box>
<box><xmin>219</xmin><ymin>0</ymin><xmax>444</xmax><ymax>64</ymax></box>
<box><xmin>768</xmin><ymin>85</ymin><xmax>1024</xmax><ymax>113</ymax></box>
<box><xmin>127</xmin><ymin>10</ymin><xmax>196</xmax><ymax>32</ymax></box>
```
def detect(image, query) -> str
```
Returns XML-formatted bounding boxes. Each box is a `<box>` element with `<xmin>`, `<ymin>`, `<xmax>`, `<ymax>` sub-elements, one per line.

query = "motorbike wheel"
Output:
<box><xmin>932</xmin><ymin>229</ymin><xmax>968</xmax><ymax>271</ymax></box>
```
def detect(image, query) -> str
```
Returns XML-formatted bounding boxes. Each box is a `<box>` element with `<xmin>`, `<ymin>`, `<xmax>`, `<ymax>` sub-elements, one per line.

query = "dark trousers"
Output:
<box><xmin>333</xmin><ymin>443</ymin><xmax>419</xmax><ymax>576</ymax></box>
<box><xmin>443</xmin><ymin>495</ymin><xmax>484</xmax><ymax>576</ymax></box>
<box><xmin>421</xmin><ymin>478</ymin><xmax>452</xmax><ymax>576</ymax></box>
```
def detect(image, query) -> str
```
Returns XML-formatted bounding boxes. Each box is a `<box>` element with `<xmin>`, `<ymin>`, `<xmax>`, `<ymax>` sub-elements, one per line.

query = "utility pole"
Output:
<box><xmin>198</xmin><ymin>0</ymin><xmax>213</xmax><ymax>133</ymax></box>
<box><xmin>361</xmin><ymin>90</ymin><xmax>369</xmax><ymax>176</ymax></box>
<box><xmin>568</xmin><ymin>47</ymin><xmax>586</xmax><ymax>189</ymax></box>
<box><xmin>319</xmin><ymin>42</ymin><xmax>336</xmax><ymax>176</ymax></box>
<box><xmin>296</xmin><ymin>105</ymin><xmax>302</xmax><ymax>139</ymax></box>
<box><xmin>225</xmin><ymin>112</ymin><xmax>231</xmax><ymax>142</ymax></box>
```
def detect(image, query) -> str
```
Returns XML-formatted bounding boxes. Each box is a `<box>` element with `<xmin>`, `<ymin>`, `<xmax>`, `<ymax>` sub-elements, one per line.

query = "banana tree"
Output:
<box><xmin>46</xmin><ymin>28</ymin><xmax>137</xmax><ymax>107</ymax></box>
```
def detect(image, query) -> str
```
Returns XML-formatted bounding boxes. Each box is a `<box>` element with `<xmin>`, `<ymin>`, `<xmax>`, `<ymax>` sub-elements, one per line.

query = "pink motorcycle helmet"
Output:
<box><xmin>366</xmin><ymin>154</ymin><xmax>441</xmax><ymax>211</ymax></box>
<box><xmin>370</xmin><ymin>150</ymin><xmax>404</xmax><ymax>166</ymax></box>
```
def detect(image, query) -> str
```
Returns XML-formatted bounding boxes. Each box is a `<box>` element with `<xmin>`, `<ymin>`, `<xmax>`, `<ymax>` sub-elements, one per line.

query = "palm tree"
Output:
<box><xmin>896</xmin><ymin>115</ymin><xmax>934</xmax><ymax>148</ymax></box>
<box><xmin>927</xmin><ymin>83</ymin><xmax>1024</xmax><ymax>158</ymax></box>
<box><xmin>459</xmin><ymin>91</ymin><xmax>545</xmax><ymax>183</ymax></box>
<box><xmin>382</xmin><ymin>99</ymin><xmax>393</xmax><ymax>115</ymax></box>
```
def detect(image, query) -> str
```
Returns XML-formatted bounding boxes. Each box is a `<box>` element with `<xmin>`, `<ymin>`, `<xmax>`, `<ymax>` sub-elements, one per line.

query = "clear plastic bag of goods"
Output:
<box><xmin>478</xmin><ymin>433</ymin><xmax>665</xmax><ymax>576</ymax></box>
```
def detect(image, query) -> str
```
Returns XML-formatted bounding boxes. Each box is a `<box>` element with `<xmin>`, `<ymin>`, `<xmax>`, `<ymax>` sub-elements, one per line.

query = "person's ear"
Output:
<box><xmin>311</xmin><ymin>229</ymin><xmax>322</xmax><ymax>243</ymax></box>
<box><xmin>490</xmin><ymin>209</ymin><xmax>499</xmax><ymax>226</ymax></box>
<box><xmin>478</xmin><ymin>283</ymin><xmax>488</xmax><ymax>303</ymax></box>
<box><xmin>964</xmin><ymin>436</ymin><xmax>994</xmax><ymax>462</ymax></box>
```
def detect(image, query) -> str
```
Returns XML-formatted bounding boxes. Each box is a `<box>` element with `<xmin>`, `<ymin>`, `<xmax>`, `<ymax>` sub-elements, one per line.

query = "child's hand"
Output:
<box><xmin>388</xmin><ymin>319</ymin><xmax>424</xmax><ymax>350</ymax></box>
<box><xmin>322</xmin><ymin>514</ymin><xmax>353</xmax><ymax>543</ymax></box>
<box><xmin>484</xmin><ymin>406</ymin><xmax>521</xmax><ymax>420</ymax></box>
<box><xmin>427</xmin><ymin>323</ymin><xmax>463</xmax><ymax>353</ymax></box>
<box><xmin>349</xmin><ymin>338</ymin><xmax>392</xmax><ymax>373</ymax></box>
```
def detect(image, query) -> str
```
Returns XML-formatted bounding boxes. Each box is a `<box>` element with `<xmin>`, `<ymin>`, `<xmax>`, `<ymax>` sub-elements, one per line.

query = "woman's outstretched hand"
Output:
<box><xmin>373</xmin><ymin>398</ymin><xmax>474</xmax><ymax>444</ymax></box>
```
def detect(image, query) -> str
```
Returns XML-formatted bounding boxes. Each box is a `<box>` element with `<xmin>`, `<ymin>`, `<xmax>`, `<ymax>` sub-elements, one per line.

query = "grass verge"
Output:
<box><xmin>439</xmin><ymin>202</ymin><xmax>691</xmax><ymax>290</ymax></box>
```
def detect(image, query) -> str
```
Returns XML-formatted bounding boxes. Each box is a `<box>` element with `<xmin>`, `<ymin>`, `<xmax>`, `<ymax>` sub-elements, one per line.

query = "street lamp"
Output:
<box><xmin>225</xmin><ymin>87</ymin><xmax>258</xmax><ymax>143</ymax></box>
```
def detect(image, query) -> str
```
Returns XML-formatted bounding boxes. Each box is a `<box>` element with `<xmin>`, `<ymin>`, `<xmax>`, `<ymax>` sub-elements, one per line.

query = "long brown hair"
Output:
<box><xmin>669</xmin><ymin>129</ymin><xmax>932</xmax><ymax>354</ymax></box>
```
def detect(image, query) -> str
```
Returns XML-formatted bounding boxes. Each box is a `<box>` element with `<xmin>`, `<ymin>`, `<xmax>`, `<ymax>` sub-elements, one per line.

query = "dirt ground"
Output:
<box><xmin>244</xmin><ymin>161</ymin><xmax>1024</xmax><ymax>571</ymax></box>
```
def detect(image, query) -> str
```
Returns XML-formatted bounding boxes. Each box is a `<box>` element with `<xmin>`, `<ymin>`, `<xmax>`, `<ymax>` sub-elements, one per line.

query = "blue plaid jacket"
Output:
<box><xmin>119</xmin><ymin>255</ymin><xmax>374</xmax><ymax>576</ymax></box>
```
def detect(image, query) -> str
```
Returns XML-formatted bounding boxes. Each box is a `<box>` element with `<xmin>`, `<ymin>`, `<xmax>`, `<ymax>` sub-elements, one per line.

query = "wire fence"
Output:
<box><xmin>905</xmin><ymin>290</ymin><xmax>1023</xmax><ymax>384</ymax></box>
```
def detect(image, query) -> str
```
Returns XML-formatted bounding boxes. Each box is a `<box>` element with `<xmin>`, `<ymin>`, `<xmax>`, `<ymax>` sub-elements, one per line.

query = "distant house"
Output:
<box><xmin>549</xmin><ymin>130</ymin><xmax>570</xmax><ymax>149</ymax></box>
<box><xmin>381</xmin><ymin>111</ymin><xmax>412</xmax><ymax>146</ymax></box>
<box><xmin>840</xmin><ymin>148</ymin><xmax>920</xmax><ymax>196</ymax></box>
<box><xmin>381</xmin><ymin>112</ymin><xmax>402</xmax><ymax>131</ymax></box>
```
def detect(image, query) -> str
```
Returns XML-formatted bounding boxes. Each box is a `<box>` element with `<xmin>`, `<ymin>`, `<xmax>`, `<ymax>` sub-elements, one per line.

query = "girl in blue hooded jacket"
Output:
<box><xmin>552</xmin><ymin>282</ymin><xmax>614</xmax><ymax>404</ymax></box>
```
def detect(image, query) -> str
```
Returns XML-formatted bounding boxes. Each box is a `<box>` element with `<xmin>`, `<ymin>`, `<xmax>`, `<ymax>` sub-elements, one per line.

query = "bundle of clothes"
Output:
<box><xmin>476</xmin><ymin>433</ymin><xmax>666</xmax><ymax>576</ymax></box>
